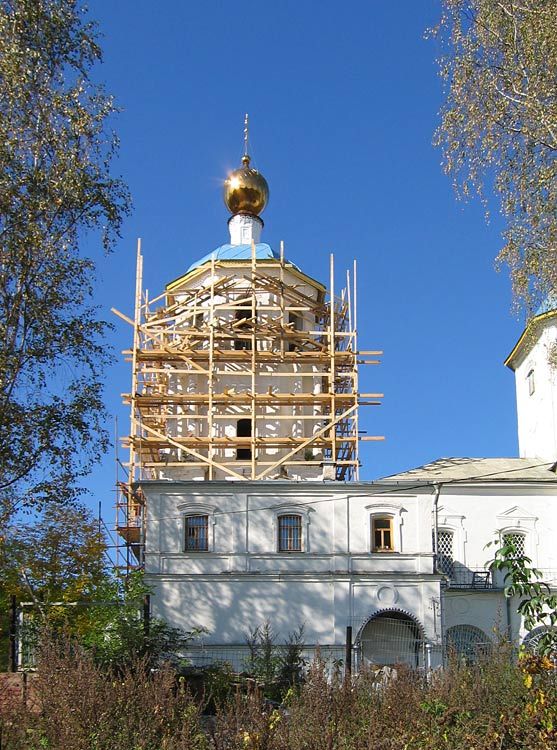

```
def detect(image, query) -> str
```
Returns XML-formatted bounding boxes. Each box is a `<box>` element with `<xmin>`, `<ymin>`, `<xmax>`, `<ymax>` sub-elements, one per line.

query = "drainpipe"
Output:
<box><xmin>432</xmin><ymin>483</ymin><xmax>442</xmax><ymax>568</ymax></box>
<box><xmin>432</xmin><ymin>483</ymin><xmax>445</xmax><ymax>659</ymax></box>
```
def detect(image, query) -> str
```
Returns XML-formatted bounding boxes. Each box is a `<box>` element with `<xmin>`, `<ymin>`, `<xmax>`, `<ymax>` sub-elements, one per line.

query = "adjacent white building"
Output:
<box><xmin>505</xmin><ymin>302</ymin><xmax>557</xmax><ymax>462</ymax></box>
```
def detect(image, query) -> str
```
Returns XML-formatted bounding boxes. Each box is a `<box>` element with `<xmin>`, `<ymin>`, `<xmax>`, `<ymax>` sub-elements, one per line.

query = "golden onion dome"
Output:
<box><xmin>224</xmin><ymin>154</ymin><xmax>269</xmax><ymax>216</ymax></box>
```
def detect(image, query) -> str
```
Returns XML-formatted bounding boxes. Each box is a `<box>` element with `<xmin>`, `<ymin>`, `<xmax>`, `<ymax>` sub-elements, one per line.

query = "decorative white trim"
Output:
<box><xmin>437</xmin><ymin>505</ymin><xmax>467</xmax><ymax>566</ymax></box>
<box><xmin>178</xmin><ymin>503</ymin><xmax>217</xmax><ymax>553</ymax></box>
<box><xmin>365</xmin><ymin>503</ymin><xmax>406</xmax><ymax>553</ymax></box>
<box><xmin>497</xmin><ymin>505</ymin><xmax>538</xmax><ymax>524</ymax></box>
<box><xmin>497</xmin><ymin>505</ymin><xmax>538</xmax><ymax>562</ymax></box>
<box><xmin>270</xmin><ymin>503</ymin><xmax>313</xmax><ymax>553</ymax></box>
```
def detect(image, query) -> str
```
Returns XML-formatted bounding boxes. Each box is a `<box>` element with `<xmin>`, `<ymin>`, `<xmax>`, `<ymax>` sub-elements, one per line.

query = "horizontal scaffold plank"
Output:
<box><xmin>125</xmin><ymin>348</ymin><xmax>365</xmax><ymax>363</ymax></box>
<box><xmin>124</xmin><ymin>435</ymin><xmax>362</xmax><ymax>446</ymax></box>
<box><xmin>122</xmin><ymin>392</ymin><xmax>362</xmax><ymax>405</ymax></box>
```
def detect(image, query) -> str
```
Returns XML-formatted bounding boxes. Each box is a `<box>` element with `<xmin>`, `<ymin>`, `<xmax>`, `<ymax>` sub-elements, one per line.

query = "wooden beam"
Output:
<box><xmin>139</xmin><ymin>422</ymin><xmax>245</xmax><ymax>480</ymax></box>
<box><xmin>256</xmin><ymin>404</ymin><xmax>358</xmax><ymax>480</ymax></box>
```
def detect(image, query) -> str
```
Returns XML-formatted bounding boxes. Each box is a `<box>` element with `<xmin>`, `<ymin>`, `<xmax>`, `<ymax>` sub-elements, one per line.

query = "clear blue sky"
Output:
<box><xmin>82</xmin><ymin>0</ymin><xmax>524</xmax><ymax>524</ymax></box>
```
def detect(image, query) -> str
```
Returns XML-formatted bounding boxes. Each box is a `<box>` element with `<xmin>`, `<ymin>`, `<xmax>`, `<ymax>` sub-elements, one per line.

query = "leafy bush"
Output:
<box><xmin>1</xmin><ymin>633</ymin><xmax>556</xmax><ymax>749</ymax></box>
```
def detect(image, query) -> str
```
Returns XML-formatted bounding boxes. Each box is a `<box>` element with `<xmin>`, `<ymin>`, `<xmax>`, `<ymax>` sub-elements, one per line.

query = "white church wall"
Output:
<box><xmin>436</xmin><ymin>486</ymin><xmax>557</xmax><ymax>575</ymax></box>
<box><xmin>144</xmin><ymin>481</ymin><xmax>440</xmax><ymax>652</ymax></box>
<box><xmin>513</xmin><ymin>319</ymin><xmax>557</xmax><ymax>461</ymax></box>
<box><xmin>157</xmin><ymin>262</ymin><xmax>328</xmax><ymax>481</ymax></box>
<box><xmin>443</xmin><ymin>591</ymin><xmax>509</xmax><ymax>642</ymax></box>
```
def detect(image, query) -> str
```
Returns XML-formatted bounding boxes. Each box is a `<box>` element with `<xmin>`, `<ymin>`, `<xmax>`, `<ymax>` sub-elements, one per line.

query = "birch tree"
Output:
<box><xmin>432</xmin><ymin>1</ymin><xmax>557</xmax><ymax>311</ymax></box>
<box><xmin>0</xmin><ymin>0</ymin><xmax>130</xmax><ymax>517</ymax></box>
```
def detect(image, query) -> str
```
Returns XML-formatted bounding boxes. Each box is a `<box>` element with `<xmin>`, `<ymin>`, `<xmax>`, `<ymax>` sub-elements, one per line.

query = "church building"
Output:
<box><xmin>115</xmin><ymin>132</ymin><xmax>557</xmax><ymax>669</ymax></box>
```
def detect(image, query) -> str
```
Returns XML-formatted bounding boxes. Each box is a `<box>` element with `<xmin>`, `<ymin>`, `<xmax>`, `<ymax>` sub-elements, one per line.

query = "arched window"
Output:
<box><xmin>523</xmin><ymin>626</ymin><xmax>557</xmax><ymax>656</ymax></box>
<box><xmin>445</xmin><ymin>625</ymin><xmax>491</xmax><ymax>662</ymax></box>
<box><xmin>437</xmin><ymin>529</ymin><xmax>454</xmax><ymax>578</ymax></box>
<box><xmin>278</xmin><ymin>514</ymin><xmax>302</xmax><ymax>552</ymax></box>
<box><xmin>360</xmin><ymin>611</ymin><xmax>424</xmax><ymax>668</ymax></box>
<box><xmin>185</xmin><ymin>514</ymin><xmax>209</xmax><ymax>552</ymax></box>
<box><xmin>371</xmin><ymin>516</ymin><xmax>394</xmax><ymax>552</ymax></box>
<box><xmin>502</xmin><ymin>532</ymin><xmax>526</xmax><ymax>558</ymax></box>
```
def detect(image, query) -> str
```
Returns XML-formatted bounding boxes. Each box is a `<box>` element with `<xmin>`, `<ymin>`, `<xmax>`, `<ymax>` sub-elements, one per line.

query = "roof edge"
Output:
<box><xmin>165</xmin><ymin>258</ymin><xmax>326</xmax><ymax>294</ymax></box>
<box><xmin>504</xmin><ymin>309</ymin><xmax>557</xmax><ymax>370</ymax></box>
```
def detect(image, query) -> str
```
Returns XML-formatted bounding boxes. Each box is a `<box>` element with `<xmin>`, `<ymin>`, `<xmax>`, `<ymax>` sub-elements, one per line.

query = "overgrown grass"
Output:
<box><xmin>1</xmin><ymin>637</ymin><xmax>556</xmax><ymax>749</ymax></box>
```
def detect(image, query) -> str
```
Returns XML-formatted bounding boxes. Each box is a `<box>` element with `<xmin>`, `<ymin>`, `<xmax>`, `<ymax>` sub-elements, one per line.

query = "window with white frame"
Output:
<box><xmin>365</xmin><ymin>502</ymin><xmax>406</xmax><ymax>554</ymax></box>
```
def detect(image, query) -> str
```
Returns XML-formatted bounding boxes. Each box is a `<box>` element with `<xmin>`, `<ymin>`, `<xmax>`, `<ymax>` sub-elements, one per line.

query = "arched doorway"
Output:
<box><xmin>358</xmin><ymin>609</ymin><xmax>425</xmax><ymax>668</ymax></box>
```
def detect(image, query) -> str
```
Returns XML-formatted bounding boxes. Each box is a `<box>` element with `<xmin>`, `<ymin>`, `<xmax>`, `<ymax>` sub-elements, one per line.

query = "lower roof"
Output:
<box><xmin>380</xmin><ymin>457</ymin><xmax>557</xmax><ymax>483</ymax></box>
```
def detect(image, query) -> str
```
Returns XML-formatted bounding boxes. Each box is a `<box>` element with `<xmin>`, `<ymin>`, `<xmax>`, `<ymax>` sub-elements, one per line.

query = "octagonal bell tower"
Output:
<box><xmin>114</xmin><ymin>122</ymin><xmax>382</xmax><ymax>556</ymax></box>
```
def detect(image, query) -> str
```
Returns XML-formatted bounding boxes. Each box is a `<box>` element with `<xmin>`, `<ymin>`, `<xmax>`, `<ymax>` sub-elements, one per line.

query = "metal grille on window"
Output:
<box><xmin>437</xmin><ymin>530</ymin><xmax>454</xmax><ymax>578</ymax></box>
<box><xmin>185</xmin><ymin>515</ymin><xmax>209</xmax><ymax>551</ymax></box>
<box><xmin>502</xmin><ymin>532</ymin><xmax>525</xmax><ymax>558</ymax></box>
<box><xmin>445</xmin><ymin>625</ymin><xmax>491</xmax><ymax>662</ymax></box>
<box><xmin>278</xmin><ymin>514</ymin><xmax>302</xmax><ymax>552</ymax></box>
<box><xmin>523</xmin><ymin>626</ymin><xmax>557</xmax><ymax>656</ymax></box>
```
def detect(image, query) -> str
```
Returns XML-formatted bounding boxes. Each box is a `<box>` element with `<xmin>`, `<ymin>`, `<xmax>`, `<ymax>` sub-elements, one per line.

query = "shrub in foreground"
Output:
<box><xmin>1</xmin><ymin>636</ymin><xmax>556</xmax><ymax>750</ymax></box>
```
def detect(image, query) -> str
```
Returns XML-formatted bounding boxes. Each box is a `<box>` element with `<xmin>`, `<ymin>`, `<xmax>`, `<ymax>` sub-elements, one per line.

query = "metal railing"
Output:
<box><xmin>441</xmin><ymin>566</ymin><xmax>494</xmax><ymax>589</ymax></box>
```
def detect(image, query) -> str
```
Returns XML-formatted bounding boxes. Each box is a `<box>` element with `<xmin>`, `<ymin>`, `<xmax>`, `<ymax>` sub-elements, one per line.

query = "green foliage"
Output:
<box><xmin>0</xmin><ymin>0</ymin><xmax>131</xmax><ymax>517</ymax></box>
<box><xmin>431</xmin><ymin>1</ymin><xmax>557</xmax><ymax>311</ymax></box>
<box><xmin>1</xmin><ymin>643</ymin><xmax>556</xmax><ymax>749</ymax></box>
<box><xmin>80</xmin><ymin>570</ymin><xmax>206</xmax><ymax>672</ymax></box>
<box><xmin>0</xmin><ymin>504</ymin><xmax>203</xmax><ymax>670</ymax></box>
<box><xmin>0</xmin><ymin>502</ymin><xmax>112</xmax><ymax>668</ymax></box>
<box><xmin>245</xmin><ymin>622</ymin><xmax>306</xmax><ymax>699</ymax></box>
<box><xmin>487</xmin><ymin>536</ymin><xmax>557</xmax><ymax>655</ymax></box>
<box><xmin>0</xmin><ymin>503</ymin><xmax>109</xmax><ymax>605</ymax></box>
<box><xmin>246</xmin><ymin>622</ymin><xmax>282</xmax><ymax>684</ymax></box>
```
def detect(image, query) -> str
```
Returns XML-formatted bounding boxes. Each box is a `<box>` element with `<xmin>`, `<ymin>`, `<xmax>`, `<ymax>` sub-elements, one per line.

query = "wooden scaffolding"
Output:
<box><xmin>113</xmin><ymin>240</ymin><xmax>382</xmax><ymax>566</ymax></box>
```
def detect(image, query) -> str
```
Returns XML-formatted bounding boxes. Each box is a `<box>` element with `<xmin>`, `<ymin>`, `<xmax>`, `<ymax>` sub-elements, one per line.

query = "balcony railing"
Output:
<box><xmin>437</xmin><ymin>562</ymin><xmax>494</xmax><ymax>590</ymax></box>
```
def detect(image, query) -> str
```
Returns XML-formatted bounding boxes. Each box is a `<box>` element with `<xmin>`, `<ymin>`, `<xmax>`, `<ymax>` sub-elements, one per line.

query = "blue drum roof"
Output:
<box><xmin>186</xmin><ymin>243</ymin><xmax>279</xmax><ymax>272</ymax></box>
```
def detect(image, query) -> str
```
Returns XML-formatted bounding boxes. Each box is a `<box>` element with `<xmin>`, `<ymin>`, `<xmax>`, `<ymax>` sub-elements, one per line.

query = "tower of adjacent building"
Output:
<box><xmin>505</xmin><ymin>300</ymin><xmax>557</xmax><ymax>461</ymax></box>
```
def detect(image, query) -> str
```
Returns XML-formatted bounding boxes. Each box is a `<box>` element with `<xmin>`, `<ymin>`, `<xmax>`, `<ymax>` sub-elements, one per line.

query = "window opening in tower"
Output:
<box><xmin>236</xmin><ymin>418</ymin><xmax>252</xmax><ymax>460</ymax></box>
<box><xmin>234</xmin><ymin>308</ymin><xmax>252</xmax><ymax>350</ymax></box>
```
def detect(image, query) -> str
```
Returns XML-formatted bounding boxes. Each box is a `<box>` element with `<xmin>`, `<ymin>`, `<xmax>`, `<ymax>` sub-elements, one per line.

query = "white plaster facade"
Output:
<box><xmin>382</xmin><ymin>459</ymin><xmax>557</xmax><ymax>645</ymax></box>
<box><xmin>158</xmin><ymin>261</ymin><xmax>328</xmax><ymax>482</ymax></box>
<box><xmin>506</xmin><ymin>310</ymin><xmax>557</xmax><ymax>461</ymax></box>
<box><xmin>139</xmin><ymin>274</ymin><xmax>557</xmax><ymax>669</ymax></box>
<box><xmin>143</xmin><ymin>459</ymin><xmax>557</xmax><ymax>668</ymax></box>
<box><xmin>144</xmin><ymin>479</ymin><xmax>442</xmax><ymax>668</ymax></box>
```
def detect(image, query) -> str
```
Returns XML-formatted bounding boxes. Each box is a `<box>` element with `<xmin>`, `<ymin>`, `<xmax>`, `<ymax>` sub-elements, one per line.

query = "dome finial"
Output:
<box><xmin>243</xmin><ymin>113</ymin><xmax>249</xmax><ymax>158</ymax></box>
<box><xmin>224</xmin><ymin>115</ymin><xmax>269</xmax><ymax>216</ymax></box>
